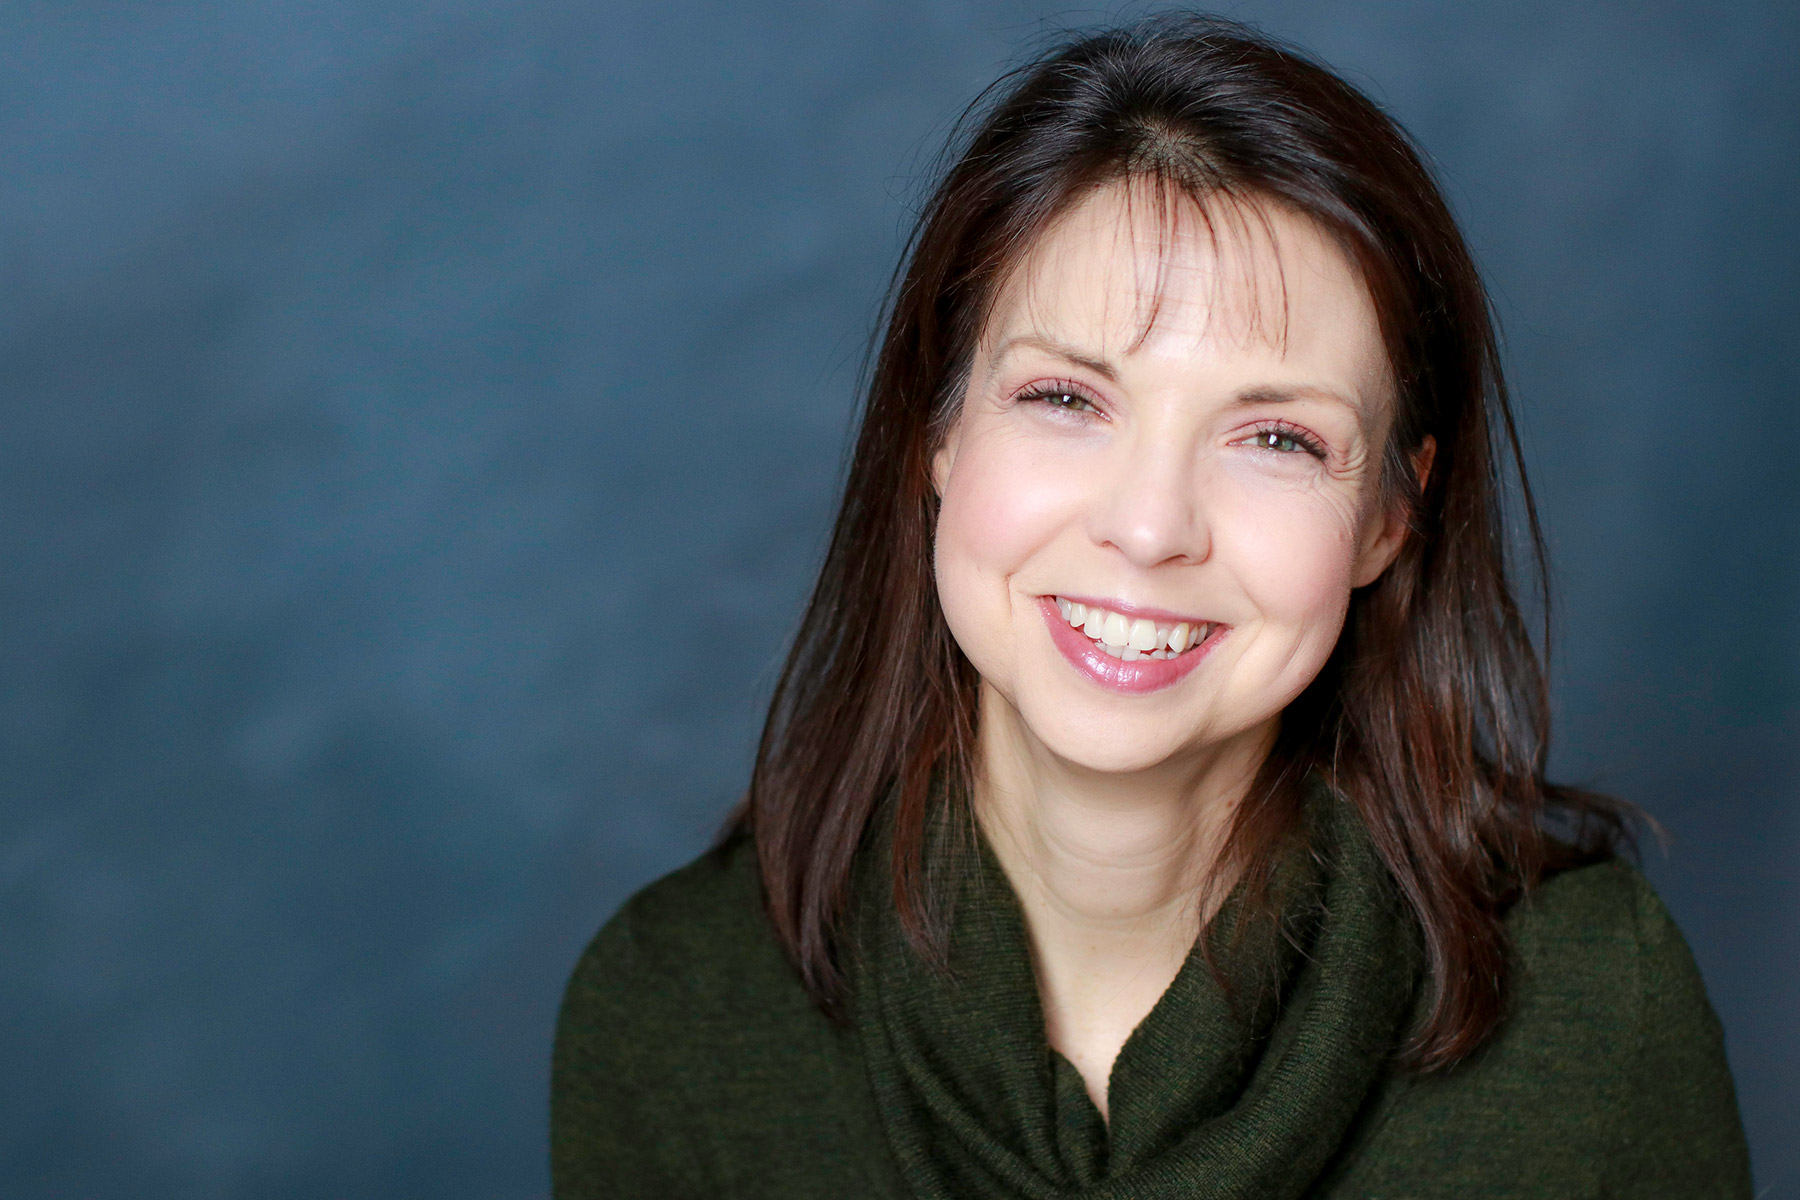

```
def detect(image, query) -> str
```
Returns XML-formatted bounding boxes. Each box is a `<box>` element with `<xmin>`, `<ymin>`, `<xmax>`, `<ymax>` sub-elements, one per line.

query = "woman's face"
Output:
<box><xmin>932</xmin><ymin>183</ymin><xmax>1411</xmax><ymax>776</ymax></box>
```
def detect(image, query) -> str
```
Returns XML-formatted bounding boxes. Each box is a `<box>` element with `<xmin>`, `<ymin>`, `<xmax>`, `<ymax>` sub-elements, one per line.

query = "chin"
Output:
<box><xmin>1011</xmin><ymin>692</ymin><xmax>1211</xmax><ymax>776</ymax></box>
<box><xmin>1050</xmin><ymin>739</ymin><xmax>1193</xmax><ymax>776</ymax></box>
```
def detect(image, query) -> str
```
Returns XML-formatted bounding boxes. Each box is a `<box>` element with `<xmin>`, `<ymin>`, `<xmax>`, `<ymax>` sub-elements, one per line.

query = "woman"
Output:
<box><xmin>552</xmin><ymin>15</ymin><xmax>1751</xmax><ymax>1198</ymax></box>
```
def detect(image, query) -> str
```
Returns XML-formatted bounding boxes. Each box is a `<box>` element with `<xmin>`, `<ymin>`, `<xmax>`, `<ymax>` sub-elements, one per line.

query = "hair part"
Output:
<box><xmin>729</xmin><ymin>12</ymin><xmax>1634</xmax><ymax>1069</ymax></box>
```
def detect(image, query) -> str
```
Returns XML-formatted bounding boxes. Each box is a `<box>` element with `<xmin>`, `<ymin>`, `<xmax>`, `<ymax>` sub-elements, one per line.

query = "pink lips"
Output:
<box><xmin>1039</xmin><ymin>596</ymin><xmax>1219</xmax><ymax>695</ymax></box>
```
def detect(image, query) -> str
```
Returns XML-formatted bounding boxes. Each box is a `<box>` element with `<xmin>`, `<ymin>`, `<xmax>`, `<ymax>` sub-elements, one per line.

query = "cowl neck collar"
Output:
<box><xmin>849</xmin><ymin>783</ymin><xmax>1420</xmax><ymax>1200</ymax></box>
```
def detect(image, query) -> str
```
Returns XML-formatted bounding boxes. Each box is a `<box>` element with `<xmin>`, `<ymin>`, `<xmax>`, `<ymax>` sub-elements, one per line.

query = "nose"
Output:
<box><xmin>1086</xmin><ymin>429</ymin><xmax>1211</xmax><ymax>569</ymax></box>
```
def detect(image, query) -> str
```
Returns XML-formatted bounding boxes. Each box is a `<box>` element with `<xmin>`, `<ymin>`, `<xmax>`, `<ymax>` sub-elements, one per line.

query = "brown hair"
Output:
<box><xmin>729</xmin><ymin>13</ymin><xmax>1631</xmax><ymax>1069</ymax></box>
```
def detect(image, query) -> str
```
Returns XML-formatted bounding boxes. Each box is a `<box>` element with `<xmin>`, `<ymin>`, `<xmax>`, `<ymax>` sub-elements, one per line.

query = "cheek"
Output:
<box><xmin>933</xmin><ymin>430</ymin><xmax>1073</xmax><ymax>664</ymax></box>
<box><xmin>1216</xmin><ymin>478</ymin><xmax>1362</xmax><ymax>632</ymax></box>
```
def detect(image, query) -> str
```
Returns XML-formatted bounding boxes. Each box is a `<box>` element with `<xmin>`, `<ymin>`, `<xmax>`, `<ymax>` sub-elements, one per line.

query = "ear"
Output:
<box><xmin>1351</xmin><ymin>435</ymin><xmax>1435</xmax><ymax>588</ymax></box>
<box><xmin>930</xmin><ymin>419</ymin><xmax>963</xmax><ymax>499</ymax></box>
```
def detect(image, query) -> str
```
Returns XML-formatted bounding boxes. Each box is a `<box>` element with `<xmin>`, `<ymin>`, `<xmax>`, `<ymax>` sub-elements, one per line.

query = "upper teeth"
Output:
<box><xmin>1054</xmin><ymin>598</ymin><xmax>1211</xmax><ymax>661</ymax></box>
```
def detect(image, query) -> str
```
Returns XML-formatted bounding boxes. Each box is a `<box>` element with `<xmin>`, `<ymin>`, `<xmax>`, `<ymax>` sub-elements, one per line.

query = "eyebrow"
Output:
<box><xmin>1232</xmin><ymin>383</ymin><xmax>1363</xmax><ymax>413</ymax></box>
<box><xmin>989</xmin><ymin>333</ymin><xmax>1364</xmax><ymax>413</ymax></box>
<box><xmin>988</xmin><ymin>334</ymin><xmax>1118</xmax><ymax>383</ymax></box>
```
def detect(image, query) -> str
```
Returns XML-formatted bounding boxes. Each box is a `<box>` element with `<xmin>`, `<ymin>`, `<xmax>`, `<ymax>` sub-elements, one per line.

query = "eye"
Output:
<box><xmin>1015</xmin><ymin>381</ymin><xmax>1102</xmax><ymax>416</ymax></box>
<box><xmin>1239</xmin><ymin>423</ymin><xmax>1327</xmax><ymax>459</ymax></box>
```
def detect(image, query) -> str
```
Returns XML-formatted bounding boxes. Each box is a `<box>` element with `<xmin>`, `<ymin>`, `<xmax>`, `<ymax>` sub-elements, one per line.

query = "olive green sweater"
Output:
<box><xmin>552</xmin><ymin>803</ymin><xmax>1751</xmax><ymax>1198</ymax></box>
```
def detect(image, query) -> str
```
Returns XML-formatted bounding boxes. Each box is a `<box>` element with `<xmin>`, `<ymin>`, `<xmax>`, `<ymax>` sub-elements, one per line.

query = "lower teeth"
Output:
<box><xmin>1097</xmin><ymin>640</ymin><xmax>1193</xmax><ymax>659</ymax></box>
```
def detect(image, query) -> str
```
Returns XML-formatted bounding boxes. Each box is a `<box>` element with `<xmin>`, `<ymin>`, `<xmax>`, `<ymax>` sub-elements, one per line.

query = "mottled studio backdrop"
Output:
<box><xmin>2</xmin><ymin>1</ymin><xmax>1794</xmax><ymax>1196</ymax></box>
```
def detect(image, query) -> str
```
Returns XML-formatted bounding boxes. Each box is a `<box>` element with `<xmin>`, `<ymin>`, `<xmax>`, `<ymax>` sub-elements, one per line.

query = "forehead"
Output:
<box><xmin>984</xmin><ymin>181</ymin><xmax>1392</xmax><ymax>402</ymax></box>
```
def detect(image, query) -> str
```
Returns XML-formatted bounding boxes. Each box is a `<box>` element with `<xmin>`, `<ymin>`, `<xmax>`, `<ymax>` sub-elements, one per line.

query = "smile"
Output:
<box><xmin>1053</xmin><ymin>597</ymin><xmax>1213</xmax><ymax>661</ymax></box>
<box><xmin>1039</xmin><ymin>596</ymin><xmax>1221</xmax><ymax>695</ymax></box>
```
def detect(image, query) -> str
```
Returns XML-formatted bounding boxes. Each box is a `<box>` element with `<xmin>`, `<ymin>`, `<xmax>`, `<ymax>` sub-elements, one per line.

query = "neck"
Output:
<box><xmin>970</xmin><ymin>680</ymin><xmax>1275</xmax><ymax>1119</ymax></box>
<box><xmin>973</xmin><ymin>688</ymin><xmax>1272</xmax><ymax>934</ymax></box>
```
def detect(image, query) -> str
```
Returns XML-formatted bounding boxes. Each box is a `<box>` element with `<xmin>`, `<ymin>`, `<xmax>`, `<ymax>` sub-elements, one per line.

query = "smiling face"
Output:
<box><xmin>931</xmin><ymin>182</ymin><xmax>1411</xmax><ymax>777</ymax></box>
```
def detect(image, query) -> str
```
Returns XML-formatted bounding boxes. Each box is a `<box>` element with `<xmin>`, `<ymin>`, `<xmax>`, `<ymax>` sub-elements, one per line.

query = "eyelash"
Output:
<box><xmin>1014</xmin><ymin>380</ymin><xmax>1102</xmax><ymax>415</ymax></box>
<box><xmin>1242</xmin><ymin>421</ymin><xmax>1328</xmax><ymax>460</ymax></box>
<box><xmin>1014</xmin><ymin>381</ymin><xmax>1328</xmax><ymax>460</ymax></box>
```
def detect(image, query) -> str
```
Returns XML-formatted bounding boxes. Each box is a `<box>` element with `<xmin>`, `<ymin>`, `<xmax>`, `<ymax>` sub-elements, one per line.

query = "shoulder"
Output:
<box><xmin>551</xmin><ymin>834</ymin><xmax>889</xmax><ymax>1199</ymax></box>
<box><xmin>1506</xmin><ymin>853</ymin><xmax>1671</xmax><ymax>947</ymax></box>
<box><xmin>1420</xmin><ymin>855</ymin><xmax>1728</xmax><ymax>1094</ymax></box>
<box><xmin>1333</xmin><ymin>857</ymin><xmax>1752</xmax><ymax>1196</ymax></box>
<box><xmin>570</xmin><ymin>832</ymin><xmax>776</xmax><ymax>993</ymax></box>
<box><xmin>1504</xmin><ymin>855</ymin><xmax>1694</xmax><ymax>1004</ymax></box>
<box><xmin>556</xmin><ymin>831</ymin><xmax>821</xmax><ymax>1055</ymax></box>
<box><xmin>1501</xmin><ymin>855</ymin><xmax>1735</xmax><ymax>1075</ymax></box>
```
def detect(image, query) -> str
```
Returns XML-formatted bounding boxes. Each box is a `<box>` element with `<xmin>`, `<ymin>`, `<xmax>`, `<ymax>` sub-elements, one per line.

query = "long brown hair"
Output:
<box><xmin>730</xmin><ymin>13</ymin><xmax>1630</xmax><ymax>1069</ymax></box>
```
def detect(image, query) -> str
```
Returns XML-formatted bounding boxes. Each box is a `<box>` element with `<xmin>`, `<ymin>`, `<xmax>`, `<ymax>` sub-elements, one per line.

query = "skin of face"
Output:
<box><xmin>931</xmin><ymin>181</ymin><xmax>1415</xmax><ymax>783</ymax></box>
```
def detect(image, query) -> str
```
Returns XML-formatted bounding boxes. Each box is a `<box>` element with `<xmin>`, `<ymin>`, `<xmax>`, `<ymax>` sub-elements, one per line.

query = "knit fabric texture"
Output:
<box><xmin>851</xmin><ymin>790</ymin><xmax>1418</xmax><ymax>1199</ymax></box>
<box><xmin>551</xmin><ymin>796</ymin><xmax>1753</xmax><ymax>1198</ymax></box>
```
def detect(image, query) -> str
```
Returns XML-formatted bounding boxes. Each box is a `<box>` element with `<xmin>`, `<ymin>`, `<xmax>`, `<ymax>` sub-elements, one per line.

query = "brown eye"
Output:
<box><xmin>1023</xmin><ymin>386</ymin><xmax>1099</xmax><ymax>414</ymax></box>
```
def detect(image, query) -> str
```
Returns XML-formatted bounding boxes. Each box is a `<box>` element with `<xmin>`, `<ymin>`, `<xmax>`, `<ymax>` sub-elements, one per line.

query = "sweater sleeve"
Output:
<box><xmin>1608</xmin><ymin>874</ymin><xmax>1753</xmax><ymax>1198</ymax></box>
<box><xmin>550</xmin><ymin>903</ymin><xmax>707</xmax><ymax>1199</ymax></box>
<box><xmin>549</xmin><ymin>840</ymin><xmax>895</xmax><ymax>1200</ymax></box>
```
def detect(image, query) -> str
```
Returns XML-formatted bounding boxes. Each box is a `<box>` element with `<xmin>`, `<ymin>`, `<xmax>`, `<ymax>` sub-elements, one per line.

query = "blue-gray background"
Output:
<box><xmin>2</xmin><ymin>1</ymin><xmax>1793</xmax><ymax>1196</ymax></box>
